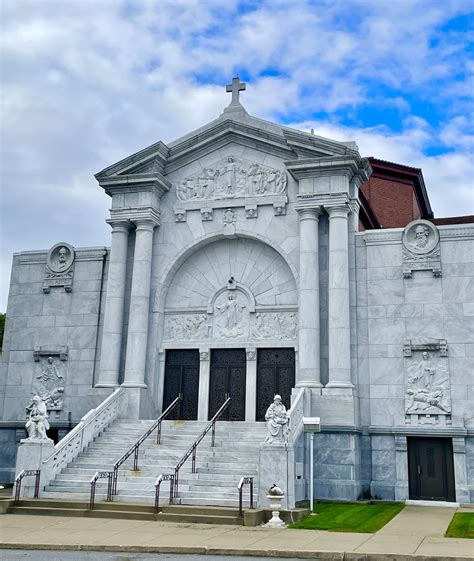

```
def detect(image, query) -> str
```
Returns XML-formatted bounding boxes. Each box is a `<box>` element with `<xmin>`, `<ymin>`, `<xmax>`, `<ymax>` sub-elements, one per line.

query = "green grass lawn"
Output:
<box><xmin>289</xmin><ymin>502</ymin><xmax>405</xmax><ymax>533</ymax></box>
<box><xmin>445</xmin><ymin>513</ymin><xmax>474</xmax><ymax>539</ymax></box>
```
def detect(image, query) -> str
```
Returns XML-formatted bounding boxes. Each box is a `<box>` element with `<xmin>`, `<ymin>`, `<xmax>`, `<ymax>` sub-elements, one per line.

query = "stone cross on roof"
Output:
<box><xmin>226</xmin><ymin>77</ymin><xmax>246</xmax><ymax>106</ymax></box>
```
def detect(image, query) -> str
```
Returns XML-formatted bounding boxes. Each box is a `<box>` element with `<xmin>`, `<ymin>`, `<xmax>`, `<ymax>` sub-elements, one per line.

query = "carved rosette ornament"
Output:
<box><xmin>43</xmin><ymin>242</ymin><xmax>75</xmax><ymax>293</ymax></box>
<box><xmin>402</xmin><ymin>219</ymin><xmax>441</xmax><ymax>278</ymax></box>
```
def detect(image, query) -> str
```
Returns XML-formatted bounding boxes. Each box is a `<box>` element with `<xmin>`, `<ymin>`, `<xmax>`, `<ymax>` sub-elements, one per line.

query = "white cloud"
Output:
<box><xmin>0</xmin><ymin>0</ymin><xmax>472</xmax><ymax>310</ymax></box>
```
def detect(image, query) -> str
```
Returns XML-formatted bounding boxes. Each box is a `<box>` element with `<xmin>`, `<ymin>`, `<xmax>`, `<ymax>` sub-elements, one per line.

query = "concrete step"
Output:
<box><xmin>156</xmin><ymin>512</ymin><xmax>243</xmax><ymax>525</ymax></box>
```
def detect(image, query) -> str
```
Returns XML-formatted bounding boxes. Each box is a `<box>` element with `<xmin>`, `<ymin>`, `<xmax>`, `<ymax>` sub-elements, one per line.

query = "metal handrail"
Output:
<box><xmin>112</xmin><ymin>394</ymin><xmax>182</xmax><ymax>494</ymax></box>
<box><xmin>238</xmin><ymin>476</ymin><xmax>254</xmax><ymax>517</ymax></box>
<box><xmin>14</xmin><ymin>469</ymin><xmax>41</xmax><ymax>503</ymax></box>
<box><xmin>154</xmin><ymin>473</ymin><xmax>175</xmax><ymax>513</ymax></box>
<box><xmin>172</xmin><ymin>395</ymin><xmax>231</xmax><ymax>502</ymax></box>
<box><xmin>89</xmin><ymin>471</ymin><xmax>113</xmax><ymax>510</ymax></box>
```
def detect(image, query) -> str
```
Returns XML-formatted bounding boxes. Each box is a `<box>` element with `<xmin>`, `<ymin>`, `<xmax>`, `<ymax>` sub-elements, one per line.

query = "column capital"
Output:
<box><xmin>105</xmin><ymin>218</ymin><xmax>130</xmax><ymax>232</ymax></box>
<box><xmin>326</xmin><ymin>204</ymin><xmax>350</xmax><ymax>219</ymax></box>
<box><xmin>133</xmin><ymin>218</ymin><xmax>157</xmax><ymax>232</ymax></box>
<box><xmin>295</xmin><ymin>206</ymin><xmax>322</xmax><ymax>221</ymax></box>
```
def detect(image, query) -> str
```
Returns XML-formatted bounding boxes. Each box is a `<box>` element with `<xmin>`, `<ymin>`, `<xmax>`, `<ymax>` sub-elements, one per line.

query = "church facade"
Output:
<box><xmin>1</xmin><ymin>80</ymin><xmax>473</xmax><ymax>504</ymax></box>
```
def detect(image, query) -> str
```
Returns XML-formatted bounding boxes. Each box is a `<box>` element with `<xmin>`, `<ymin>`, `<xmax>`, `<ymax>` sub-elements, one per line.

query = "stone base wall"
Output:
<box><xmin>467</xmin><ymin>436</ymin><xmax>474</xmax><ymax>503</ymax></box>
<box><xmin>0</xmin><ymin>427</ymin><xmax>20</xmax><ymax>483</ymax></box>
<box><xmin>313</xmin><ymin>432</ymin><xmax>369</xmax><ymax>501</ymax></box>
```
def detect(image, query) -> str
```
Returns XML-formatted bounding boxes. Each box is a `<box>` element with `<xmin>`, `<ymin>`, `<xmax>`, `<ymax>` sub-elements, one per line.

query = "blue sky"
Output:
<box><xmin>1</xmin><ymin>0</ymin><xmax>473</xmax><ymax>310</ymax></box>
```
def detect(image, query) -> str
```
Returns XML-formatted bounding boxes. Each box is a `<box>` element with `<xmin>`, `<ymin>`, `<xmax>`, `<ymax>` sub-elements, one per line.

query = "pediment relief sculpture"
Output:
<box><xmin>175</xmin><ymin>156</ymin><xmax>287</xmax><ymax>201</ymax></box>
<box><xmin>402</xmin><ymin>219</ymin><xmax>441</xmax><ymax>278</ymax></box>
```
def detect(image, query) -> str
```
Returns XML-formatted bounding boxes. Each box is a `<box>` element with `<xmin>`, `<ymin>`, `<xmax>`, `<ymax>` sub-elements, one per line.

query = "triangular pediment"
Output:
<box><xmin>95</xmin><ymin>108</ymin><xmax>359</xmax><ymax>182</ymax></box>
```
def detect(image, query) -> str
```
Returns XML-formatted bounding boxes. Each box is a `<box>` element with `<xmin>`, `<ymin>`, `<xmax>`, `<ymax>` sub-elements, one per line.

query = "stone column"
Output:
<box><xmin>123</xmin><ymin>219</ymin><xmax>156</xmax><ymax>388</ymax></box>
<box><xmin>296</xmin><ymin>207</ymin><xmax>322</xmax><ymax>388</ymax></box>
<box><xmin>96</xmin><ymin>220</ymin><xmax>129</xmax><ymax>387</ymax></box>
<box><xmin>326</xmin><ymin>205</ymin><xmax>353</xmax><ymax>389</ymax></box>
<box><xmin>245</xmin><ymin>349</ymin><xmax>257</xmax><ymax>421</ymax></box>
<box><xmin>197</xmin><ymin>350</ymin><xmax>210</xmax><ymax>421</ymax></box>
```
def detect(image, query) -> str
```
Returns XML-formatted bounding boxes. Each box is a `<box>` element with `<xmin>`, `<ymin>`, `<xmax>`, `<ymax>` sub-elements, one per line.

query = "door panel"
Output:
<box><xmin>209</xmin><ymin>349</ymin><xmax>246</xmax><ymax>420</ymax></box>
<box><xmin>163</xmin><ymin>349</ymin><xmax>199</xmax><ymax>420</ymax></box>
<box><xmin>407</xmin><ymin>437</ymin><xmax>455</xmax><ymax>501</ymax></box>
<box><xmin>256</xmin><ymin>348</ymin><xmax>295</xmax><ymax>421</ymax></box>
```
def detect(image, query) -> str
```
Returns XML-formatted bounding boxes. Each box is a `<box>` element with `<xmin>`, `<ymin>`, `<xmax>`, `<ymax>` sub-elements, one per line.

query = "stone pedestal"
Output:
<box><xmin>14</xmin><ymin>439</ymin><xmax>54</xmax><ymax>498</ymax></box>
<box><xmin>258</xmin><ymin>444</ymin><xmax>295</xmax><ymax>509</ymax></box>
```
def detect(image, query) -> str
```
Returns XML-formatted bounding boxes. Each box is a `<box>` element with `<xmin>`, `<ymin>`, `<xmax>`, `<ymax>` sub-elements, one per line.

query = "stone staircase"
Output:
<box><xmin>41</xmin><ymin>419</ymin><xmax>267</xmax><ymax>508</ymax></box>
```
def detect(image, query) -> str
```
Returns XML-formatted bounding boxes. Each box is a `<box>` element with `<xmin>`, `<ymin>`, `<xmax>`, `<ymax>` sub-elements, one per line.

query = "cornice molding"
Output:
<box><xmin>285</xmin><ymin>155</ymin><xmax>371</xmax><ymax>182</ymax></box>
<box><xmin>98</xmin><ymin>173</ymin><xmax>170</xmax><ymax>199</ymax></box>
<box><xmin>109</xmin><ymin>206</ymin><xmax>161</xmax><ymax>227</ymax></box>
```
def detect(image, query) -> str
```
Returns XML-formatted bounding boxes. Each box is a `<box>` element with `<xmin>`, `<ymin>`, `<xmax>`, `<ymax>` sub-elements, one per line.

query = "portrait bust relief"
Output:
<box><xmin>46</xmin><ymin>242</ymin><xmax>75</xmax><ymax>273</ymax></box>
<box><xmin>402</xmin><ymin>219</ymin><xmax>439</xmax><ymax>255</ymax></box>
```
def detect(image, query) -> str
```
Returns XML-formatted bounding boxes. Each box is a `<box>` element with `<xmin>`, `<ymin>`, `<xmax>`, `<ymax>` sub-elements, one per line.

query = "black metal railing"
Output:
<box><xmin>238</xmin><ymin>476</ymin><xmax>254</xmax><ymax>517</ymax></box>
<box><xmin>154</xmin><ymin>473</ymin><xmax>175</xmax><ymax>513</ymax></box>
<box><xmin>111</xmin><ymin>394</ymin><xmax>182</xmax><ymax>495</ymax></box>
<box><xmin>171</xmin><ymin>395</ymin><xmax>231</xmax><ymax>502</ymax></box>
<box><xmin>14</xmin><ymin>469</ymin><xmax>41</xmax><ymax>503</ymax></box>
<box><xmin>89</xmin><ymin>471</ymin><xmax>113</xmax><ymax>510</ymax></box>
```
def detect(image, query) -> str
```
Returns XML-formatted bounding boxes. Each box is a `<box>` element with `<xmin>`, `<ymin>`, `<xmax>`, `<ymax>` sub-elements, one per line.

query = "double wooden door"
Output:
<box><xmin>407</xmin><ymin>437</ymin><xmax>455</xmax><ymax>502</ymax></box>
<box><xmin>208</xmin><ymin>349</ymin><xmax>246</xmax><ymax>421</ymax></box>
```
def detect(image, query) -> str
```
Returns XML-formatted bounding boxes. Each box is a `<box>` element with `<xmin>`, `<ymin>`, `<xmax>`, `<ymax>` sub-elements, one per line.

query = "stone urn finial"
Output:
<box><xmin>263</xmin><ymin>483</ymin><xmax>287</xmax><ymax>528</ymax></box>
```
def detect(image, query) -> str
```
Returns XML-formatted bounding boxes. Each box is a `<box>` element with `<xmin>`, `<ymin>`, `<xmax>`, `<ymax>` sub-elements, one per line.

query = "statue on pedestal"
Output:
<box><xmin>25</xmin><ymin>396</ymin><xmax>51</xmax><ymax>441</ymax></box>
<box><xmin>264</xmin><ymin>395</ymin><xmax>289</xmax><ymax>444</ymax></box>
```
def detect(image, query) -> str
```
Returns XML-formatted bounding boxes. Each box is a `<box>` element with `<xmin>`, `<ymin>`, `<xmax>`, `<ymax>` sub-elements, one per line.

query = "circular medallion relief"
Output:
<box><xmin>402</xmin><ymin>219</ymin><xmax>439</xmax><ymax>255</ymax></box>
<box><xmin>47</xmin><ymin>242</ymin><xmax>75</xmax><ymax>273</ymax></box>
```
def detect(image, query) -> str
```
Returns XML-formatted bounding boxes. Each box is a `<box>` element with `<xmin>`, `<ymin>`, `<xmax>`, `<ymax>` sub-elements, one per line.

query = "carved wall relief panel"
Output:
<box><xmin>43</xmin><ymin>242</ymin><xmax>76</xmax><ymax>293</ymax></box>
<box><xmin>164</xmin><ymin>314</ymin><xmax>212</xmax><ymax>341</ymax></box>
<box><xmin>32</xmin><ymin>355</ymin><xmax>66</xmax><ymax>411</ymax></box>
<box><xmin>404</xmin><ymin>341</ymin><xmax>451</xmax><ymax>416</ymax></box>
<box><xmin>175</xmin><ymin>156</ymin><xmax>287</xmax><ymax>202</ymax></box>
<box><xmin>402</xmin><ymin>219</ymin><xmax>441</xmax><ymax>278</ymax></box>
<box><xmin>213</xmin><ymin>290</ymin><xmax>250</xmax><ymax>339</ymax></box>
<box><xmin>252</xmin><ymin>312</ymin><xmax>298</xmax><ymax>339</ymax></box>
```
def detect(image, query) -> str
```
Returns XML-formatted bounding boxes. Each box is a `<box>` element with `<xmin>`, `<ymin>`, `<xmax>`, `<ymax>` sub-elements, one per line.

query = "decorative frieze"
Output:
<box><xmin>175</xmin><ymin>156</ymin><xmax>287</xmax><ymax>202</ymax></box>
<box><xmin>253</xmin><ymin>312</ymin><xmax>297</xmax><ymax>340</ymax></box>
<box><xmin>43</xmin><ymin>242</ymin><xmax>75</xmax><ymax>293</ymax></box>
<box><xmin>402</xmin><ymin>219</ymin><xmax>441</xmax><ymax>278</ymax></box>
<box><xmin>163</xmin><ymin>305</ymin><xmax>298</xmax><ymax>343</ymax></box>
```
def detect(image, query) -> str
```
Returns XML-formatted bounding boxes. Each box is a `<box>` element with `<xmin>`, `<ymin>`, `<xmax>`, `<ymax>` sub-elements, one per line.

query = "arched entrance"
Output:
<box><xmin>160</xmin><ymin>235</ymin><xmax>298</xmax><ymax>421</ymax></box>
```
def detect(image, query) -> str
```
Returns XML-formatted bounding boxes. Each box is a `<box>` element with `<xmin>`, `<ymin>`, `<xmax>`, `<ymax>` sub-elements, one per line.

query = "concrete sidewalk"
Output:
<box><xmin>0</xmin><ymin>505</ymin><xmax>472</xmax><ymax>560</ymax></box>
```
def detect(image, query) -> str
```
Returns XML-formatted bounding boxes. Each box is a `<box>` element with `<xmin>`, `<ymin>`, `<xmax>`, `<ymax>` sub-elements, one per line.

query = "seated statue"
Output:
<box><xmin>264</xmin><ymin>395</ymin><xmax>289</xmax><ymax>444</ymax></box>
<box><xmin>25</xmin><ymin>396</ymin><xmax>50</xmax><ymax>440</ymax></box>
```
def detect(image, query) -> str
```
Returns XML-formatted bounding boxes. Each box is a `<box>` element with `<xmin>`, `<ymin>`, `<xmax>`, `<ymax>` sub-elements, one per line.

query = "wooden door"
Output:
<box><xmin>163</xmin><ymin>349</ymin><xmax>200</xmax><ymax>420</ymax></box>
<box><xmin>407</xmin><ymin>437</ymin><xmax>455</xmax><ymax>501</ymax></box>
<box><xmin>256</xmin><ymin>348</ymin><xmax>295</xmax><ymax>421</ymax></box>
<box><xmin>209</xmin><ymin>349</ymin><xmax>246</xmax><ymax>421</ymax></box>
